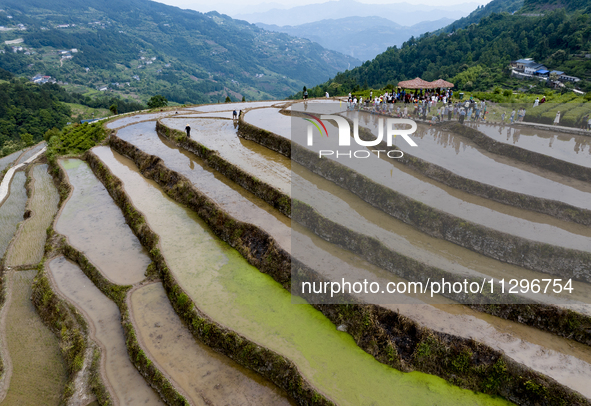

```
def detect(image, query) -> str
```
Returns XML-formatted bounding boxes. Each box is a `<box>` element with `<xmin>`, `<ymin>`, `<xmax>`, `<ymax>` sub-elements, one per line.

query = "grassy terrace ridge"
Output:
<box><xmin>49</xmin><ymin>156</ymin><xmax>189</xmax><ymax>405</ymax></box>
<box><xmin>234</xmin><ymin>119</ymin><xmax>591</xmax><ymax>283</ymax></box>
<box><xmin>101</xmin><ymin>120</ymin><xmax>590</xmax><ymax>405</ymax></box>
<box><xmin>335</xmin><ymin>115</ymin><xmax>591</xmax><ymax>227</ymax></box>
<box><xmin>234</xmin><ymin>117</ymin><xmax>591</xmax><ymax>346</ymax></box>
<box><xmin>85</xmin><ymin>149</ymin><xmax>336</xmax><ymax>406</ymax></box>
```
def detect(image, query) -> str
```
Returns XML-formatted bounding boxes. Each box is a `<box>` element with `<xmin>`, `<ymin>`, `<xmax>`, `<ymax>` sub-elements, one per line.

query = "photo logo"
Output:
<box><xmin>306</xmin><ymin>115</ymin><xmax>418</xmax><ymax>147</ymax></box>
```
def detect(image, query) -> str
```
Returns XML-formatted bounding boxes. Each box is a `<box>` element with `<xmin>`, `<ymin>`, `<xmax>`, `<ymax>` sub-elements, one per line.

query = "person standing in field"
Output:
<box><xmin>533</xmin><ymin>97</ymin><xmax>539</xmax><ymax>107</ymax></box>
<box><xmin>510</xmin><ymin>109</ymin><xmax>516</xmax><ymax>124</ymax></box>
<box><xmin>554</xmin><ymin>111</ymin><xmax>561</xmax><ymax>125</ymax></box>
<box><xmin>185</xmin><ymin>124</ymin><xmax>191</xmax><ymax>138</ymax></box>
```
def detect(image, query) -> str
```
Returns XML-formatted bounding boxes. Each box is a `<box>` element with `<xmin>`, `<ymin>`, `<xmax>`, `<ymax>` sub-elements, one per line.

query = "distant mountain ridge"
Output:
<box><xmin>235</xmin><ymin>0</ymin><xmax>479</xmax><ymax>26</ymax></box>
<box><xmin>257</xmin><ymin>16</ymin><xmax>454</xmax><ymax>61</ymax></box>
<box><xmin>302</xmin><ymin>0</ymin><xmax>591</xmax><ymax>96</ymax></box>
<box><xmin>0</xmin><ymin>0</ymin><xmax>360</xmax><ymax>104</ymax></box>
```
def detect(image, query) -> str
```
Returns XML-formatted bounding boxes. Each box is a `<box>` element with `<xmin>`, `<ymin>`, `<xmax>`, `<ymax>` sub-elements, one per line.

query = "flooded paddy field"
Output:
<box><xmin>55</xmin><ymin>159</ymin><xmax>151</xmax><ymax>285</ymax></box>
<box><xmin>14</xmin><ymin>142</ymin><xmax>46</xmax><ymax>165</ymax></box>
<box><xmin>0</xmin><ymin>150</ymin><xmax>22</xmax><ymax>174</ymax></box>
<box><xmin>151</xmin><ymin>116</ymin><xmax>591</xmax><ymax>304</ymax></box>
<box><xmin>475</xmin><ymin>123</ymin><xmax>591</xmax><ymax>168</ymax></box>
<box><xmin>0</xmin><ymin>271</ymin><xmax>66</xmax><ymax>405</ymax></box>
<box><xmin>350</xmin><ymin>111</ymin><xmax>591</xmax><ymax>211</ymax></box>
<box><xmin>0</xmin><ymin>172</ymin><xmax>27</xmax><ymax>259</ymax></box>
<box><xmin>160</xmin><ymin>117</ymin><xmax>291</xmax><ymax>194</ymax></box>
<box><xmin>94</xmin><ymin>146</ymin><xmax>513</xmax><ymax>406</ymax></box>
<box><xmin>185</xmin><ymin>101</ymin><xmax>279</xmax><ymax>112</ymax></box>
<box><xmin>5</xmin><ymin>165</ymin><xmax>59</xmax><ymax>267</ymax></box>
<box><xmin>48</xmin><ymin>256</ymin><xmax>162</xmax><ymax>405</ymax></box>
<box><xmin>130</xmin><ymin>282</ymin><xmax>295</xmax><ymax>405</ymax></box>
<box><xmin>243</xmin><ymin>107</ymin><xmax>293</xmax><ymax>139</ymax></box>
<box><xmin>395</xmin><ymin>302</ymin><xmax>591</xmax><ymax>398</ymax></box>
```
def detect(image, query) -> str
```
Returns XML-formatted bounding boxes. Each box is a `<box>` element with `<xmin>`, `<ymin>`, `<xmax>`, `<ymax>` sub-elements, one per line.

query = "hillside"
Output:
<box><xmin>257</xmin><ymin>17</ymin><xmax>454</xmax><ymax>61</ymax></box>
<box><xmin>0</xmin><ymin>0</ymin><xmax>360</xmax><ymax>104</ymax></box>
<box><xmin>301</xmin><ymin>0</ymin><xmax>591</xmax><ymax>97</ymax></box>
<box><xmin>441</xmin><ymin>0</ymin><xmax>523</xmax><ymax>32</ymax></box>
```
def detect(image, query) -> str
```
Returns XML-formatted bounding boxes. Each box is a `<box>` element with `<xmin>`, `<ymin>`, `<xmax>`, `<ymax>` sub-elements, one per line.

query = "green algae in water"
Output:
<box><xmin>6</xmin><ymin>165</ymin><xmax>60</xmax><ymax>266</ymax></box>
<box><xmin>0</xmin><ymin>172</ymin><xmax>28</xmax><ymax>259</ymax></box>
<box><xmin>3</xmin><ymin>271</ymin><xmax>66</xmax><ymax>405</ymax></box>
<box><xmin>95</xmin><ymin>146</ymin><xmax>513</xmax><ymax>406</ymax></box>
<box><xmin>55</xmin><ymin>159</ymin><xmax>151</xmax><ymax>285</ymax></box>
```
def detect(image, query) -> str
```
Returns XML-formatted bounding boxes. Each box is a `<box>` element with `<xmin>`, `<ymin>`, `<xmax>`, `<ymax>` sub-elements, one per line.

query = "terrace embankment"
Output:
<box><xmin>236</xmin><ymin>118</ymin><xmax>591</xmax><ymax>283</ymax></box>
<box><xmin>130</xmin><ymin>282</ymin><xmax>296</xmax><ymax>405</ymax></box>
<box><xmin>348</xmin><ymin>112</ymin><xmax>591</xmax><ymax>226</ymax></box>
<box><xmin>55</xmin><ymin>159</ymin><xmax>151</xmax><ymax>285</ymax></box>
<box><xmin>5</xmin><ymin>164</ymin><xmax>60</xmax><ymax>268</ymax></box>
<box><xmin>47</xmin><ymin>256</ymin><xmax>163</xmax><ymax>406</ymax></box>
<box><xmin>0</xmin><ymin>271</ymin><xmax>66</xmax><ymax>405</ymax></box>
<box><xmin>88</xmin><ymin>144</ymin><xmax>591</xmax><ymax>406</ymax></box>
<box><xmin>444</xmin><ymin>121</ymin><xmax>591</xmax><ymax>183</ymax></box>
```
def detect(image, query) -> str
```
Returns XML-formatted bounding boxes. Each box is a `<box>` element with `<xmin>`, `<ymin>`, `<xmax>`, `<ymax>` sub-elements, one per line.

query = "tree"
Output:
<box><xmin>242</xmin><ymin>96</ymin><xmax>246</xmax><ymax>102</ymax></box>
<box><xmin>20</xmin><ymin>132</ymin><xmax>34</xmax><ymax>147</ymax></box>
<box><xmin>147</xmin><ymin>95</ymin><xmax>168</xmax><ymax>108</ymax></box>
<box><xmin>225</xmin><ymin>96</ymin><xmax>232</xmax><ymax>103</ymax></box>
<box><xmin>110</xmin><ymin>104</ymin><xmax>118</xmax><ymax>115</ymax></box>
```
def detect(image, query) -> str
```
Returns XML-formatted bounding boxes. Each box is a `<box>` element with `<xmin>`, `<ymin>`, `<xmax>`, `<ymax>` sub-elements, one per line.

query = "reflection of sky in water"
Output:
<box><xmin>476</xmin><ymin>123</ymin><xmax>591</xmax><ymax>168</ymax></box>
<box><xmin>346</xmin><ymin>111</ymin><xmax>591</xmax><ymax>212</ymax></box>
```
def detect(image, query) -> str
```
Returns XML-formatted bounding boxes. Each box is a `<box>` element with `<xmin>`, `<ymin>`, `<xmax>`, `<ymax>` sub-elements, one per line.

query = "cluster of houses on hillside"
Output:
<box><xmin>510</xmin><ymin>58</ymin><xmax>581</xmax><ymax>83</ymax></box>
<box><xmin>31</xmin><ymin>74</ymin><xmax>56</xmax><ymax>84</ymax></box>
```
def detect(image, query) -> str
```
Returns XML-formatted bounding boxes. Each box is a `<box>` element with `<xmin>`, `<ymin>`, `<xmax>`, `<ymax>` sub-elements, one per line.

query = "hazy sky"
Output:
<box><xmin>152</xmin><ymin>0</ymin><xmax>493</xmax><ymax>15</ymax></box>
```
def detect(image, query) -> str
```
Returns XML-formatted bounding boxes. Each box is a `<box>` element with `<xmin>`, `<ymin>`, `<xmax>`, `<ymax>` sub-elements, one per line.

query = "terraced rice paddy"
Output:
<box><xmin>130</xmin><ymin>282</ymin><xmax>295</xmax><ymax>405</ymax></box>
<box><xmin>94</xmin><ymin>146</ymin><xmax>513</xmax><ymax>406</ymax></box>
<box><xmin>0</xmin><ymin>271</ymin><xmax>66</xmax><ymax>405</ymax></box>
<box><xmin>6</xmin><ymin>165</ymin><xmax>59</xmax><ymax>267</ymax></box>
<box><xmin>55</xmin><ymin>159</ymin><xmax>151</xmax><ymax>285</ymax></box>
<box><xmin>0</xmin><ymin>171</ymin><xmax>27</xmax><ymax>259</ymax></box>
<box><xmin>475</xmin><ymin>123</ymin><xmax>591</xmax><ymax>167</ymax></box>
<box><xmin>47</xmin><ymin>256</ymin><xmax>162</xmax><ymax>405</ymax></box>
<box><xmin>1</xmin><ymin>100</ymin><xmax>590</xmax><ymax>406</ymax></box>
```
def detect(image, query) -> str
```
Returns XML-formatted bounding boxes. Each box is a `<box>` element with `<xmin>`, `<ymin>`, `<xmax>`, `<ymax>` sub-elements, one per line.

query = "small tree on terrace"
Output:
<box><xmin>147</xmin><ymin>95</ymin><xmax>168</xmax><ymax>108</ymax></box>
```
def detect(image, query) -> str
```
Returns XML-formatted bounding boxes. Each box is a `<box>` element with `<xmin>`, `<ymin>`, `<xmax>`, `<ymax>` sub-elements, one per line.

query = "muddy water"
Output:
<box><xmin>0</xmin><ymin>172</ymin><xmax>27</xmax><ymax>259</ymax></box>
<box><xmin>130</xmin><ymin>283</ymin><xmax>295</xmax><ymax>405</ymax></box>
<box><xmin>293</xmin><ymin>164</ymin><xmax>591</xmax><ymax>305</ymax></box>
<box><xmin>394</xmin><ymin>303</ymin><xmax>591</xmax><ymax>398</ymax></box>
<box><xmin>15</xmin><ymin>142</ymin><xmax>46</xmax><ymax>164</ymax></box>
<box><xmin>244</xmin><ymin>107</ymin><xmax>292</xmax><ymax>139</ymax></box>
<box><xmin>105</xmin><ymin>112</ymin><xmax>180</xmax><ymax>129</ymax></box>
<box><xmin>2</xmin><ymin>270</ymin><xmax>66</xmax><ymax>405</ymax></box>
<box><xmin>115</xmin><ymin>122</ymin><xmax>291</xmax><ymax>251</ymax></box>
<box><xmin>116</xmin><ymin>123</ymin><xmax>591</xmax><ymax>304</ymax></box>
<box><xmin>113</xmin><ymin>123</ymin><xmax>436</xmax><ymax>305</ymax></box>
<box><xmin>94</xmin><ymin>146</ymin><xmax>512</xmax><ymax>406</ymax></box>
<box><xmin>476</xmin><ymin>123</ymin><xmax>591</xmax><ymax>168</ymax></box>
<box><xmin>185</xmin><ymin>101</ymin><xmax>279</xmax><ymax>112</ymax></box>
<box><xmin>349</xmin><ymin>111</ymin><xmax>591</xmax><ymax>210</ymax></box>
<box><xmin>6</xmin><ymin>165</ymin><xmax>59</xmax><ymax>266</ymax></box>
<box><xmin>160</xmin><ymin>118</ymin><xmax>292</xmax><ymax>195</ymax></box>
<box><xmin>55</xmin><ymin>159</ymin><xmax>151</xmax><ymax>285</ymax></box>
<box><xmin>0</xmin><ymin>150</ymin><xmax>22</xmax><ymax>174</ymax></box>
<box><xmin>291</xmin><ymin>115</ymin><xmax>591</xmax><ymax>253</ymax></box>
<box><xmin>48</xmin><ymin>256</ymin><xmax>162</xmax><ymax>405</ymax></box>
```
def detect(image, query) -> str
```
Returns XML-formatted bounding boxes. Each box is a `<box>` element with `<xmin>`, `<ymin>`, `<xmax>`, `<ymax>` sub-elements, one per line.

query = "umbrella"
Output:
<box><xmin>397</xmin><ymin>77</ymin><xmax>435</xmax><ymax>89</ymax></box>
<box><xmin>430</xmin><ymin>79</ymin><xmax>455</xmax><ymax>88</ymax></box>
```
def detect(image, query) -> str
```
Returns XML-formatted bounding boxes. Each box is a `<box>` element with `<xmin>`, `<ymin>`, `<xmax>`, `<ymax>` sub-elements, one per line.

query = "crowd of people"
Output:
<box><xmin>343</xmin><ymin>89</ymin><xmax>492</xmax><ymax>124</ymax></box>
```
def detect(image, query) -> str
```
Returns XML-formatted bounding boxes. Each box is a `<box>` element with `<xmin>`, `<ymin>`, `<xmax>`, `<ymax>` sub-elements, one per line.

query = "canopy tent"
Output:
<box><xmin>397</xmin><ymin>77</ymin><xmax>435</xmax><ymax>89</ymax></box>
<box><xmin>430</xmin><ymin>79</ymin><xmax>455</xmax><ymax>88</ymax></box>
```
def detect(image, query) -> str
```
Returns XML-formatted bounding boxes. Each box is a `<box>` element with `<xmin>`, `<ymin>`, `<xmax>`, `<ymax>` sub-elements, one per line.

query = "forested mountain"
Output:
<box><xmin>441</xmin><ymin>0</ymin><xmax>523</xmax><ymax>33</ymax></box>
<box><xmin>0</xmin><ymin>0</ymin><xmax>360</xmax><ymax>104</ymax></box>
<box><xmin>0</xmin><ymin>68</ymin><xmax>143</xmax><ymax>156</ymax></box>
<box><xmin>257</xmin><ymin>17</ymin><xmax>453</xmax><ymax>61</ymax></box>
<box><xmin>302</xmin><ymin>0</ymin><xmax>591</xmax><ymax>97</ymax></box>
